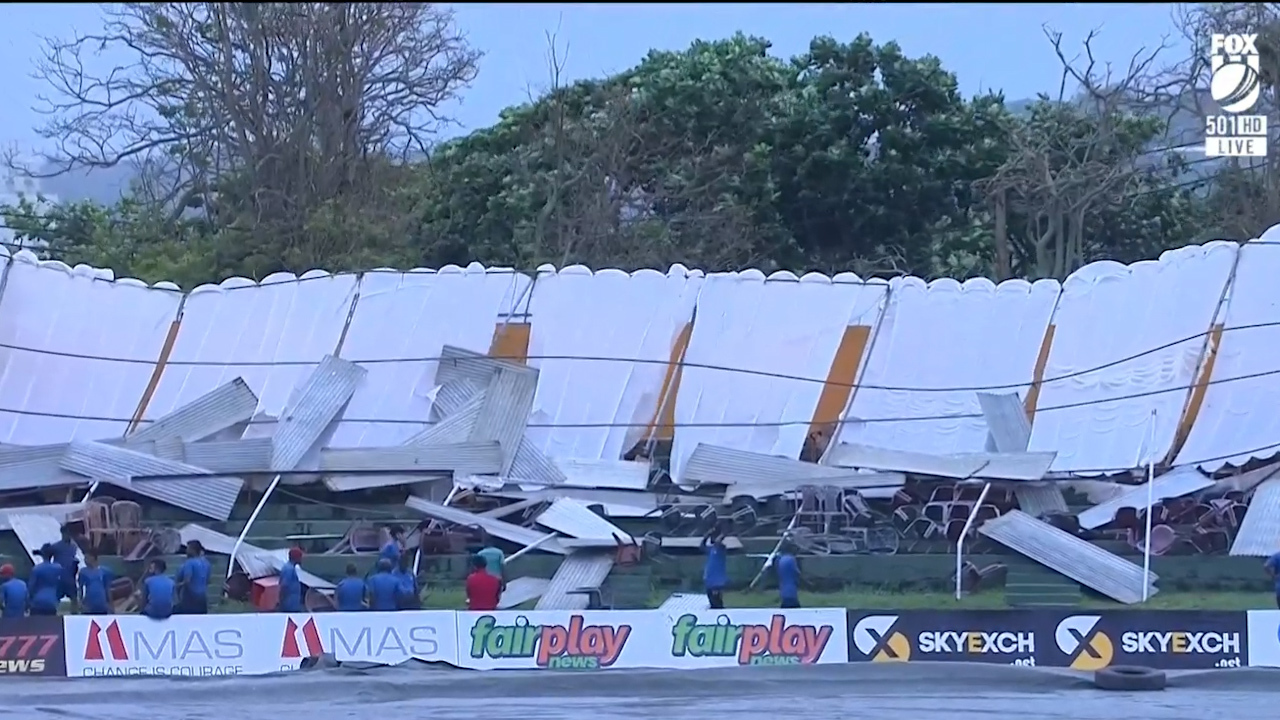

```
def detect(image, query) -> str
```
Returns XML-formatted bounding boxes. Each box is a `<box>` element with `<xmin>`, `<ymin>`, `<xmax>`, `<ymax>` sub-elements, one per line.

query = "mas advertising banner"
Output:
<box><xmin>0</xmin><ymin>616</ymin><xmax>66</xmax><ymax>677</ymax></box>
<box><xmin>280</xmin><ymin>611</ymin><xmax>457</xmax><ymax>668</ymax></box>
<box><xmin>848</xmin><ymin>611</ymin><xmax>1040</xmax><ymax>666</ymax></box>
<box><xmin>1045</xmin><ymin>612</ymin><xmax>1245</xmax><ymax>670</ymax></box>
<box><xmin>63</xmin><ymin>614</ymin><xmax>285</xmax><ymax>678</ymax></box>
<box><xmin>662</xmin><ymin>609</ymin><xmax>849</xmax><ymax>668</ymax></box>
<box><xmin>457</xmin><ymin>610</ymin><xmax>658</xmax><ymax>670</ymax></box>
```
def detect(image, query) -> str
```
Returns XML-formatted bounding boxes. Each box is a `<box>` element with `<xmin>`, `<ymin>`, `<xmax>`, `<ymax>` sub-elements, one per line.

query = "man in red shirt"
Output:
<box><xmin>465</xmin><ymin>554</ymin><xmax>501</xmax><ymax>611</ymax></box>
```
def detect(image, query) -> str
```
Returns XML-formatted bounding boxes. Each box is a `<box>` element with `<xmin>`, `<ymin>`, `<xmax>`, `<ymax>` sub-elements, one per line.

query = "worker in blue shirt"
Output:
<box><xmin>140</xmin><ymin>558</ymin><xmax>174</xmax><ymax>620</ymax></box>
<box><xmin>28</xmin><ymin>545</ymin><xmax>63</xmax><ymax>616</ymax></box>
<box><xmin>334</xmin><ymin>563</ymin><xmax>366</xmax><ymax>611</ymax></box>
<box><xmin>0</xmin><ymin>564</ymin><xmax>27</xmax><ymax>618</ymax></box>
<box><xmin>50</xmin><ymin>526</ymin><xmax>80</xmax><ymax>610</ymax></box>
<box><xmin>175</xmin><ymin>540</ymin><xmax>212</xmax><ymax>614</ymax></box>
<box><xmin>776</xmin><ymin>549</ymin><xmax>801</xmax><ymax>609</ymax></box>
<box><xmin>701</xmin><ymin>530</ymin><xmax>729</xmax><ymax>609</ymax></box>
<box><xmin>277</xmin><ymin>547</ymin><xmax>305</xmax><ymax>613</ymax></box>
<box><xmin>379</xmin><ymin>526</ymin><xmax>404</xmax><ymax>566</ymax></box>
<box><xmin>393</xmin><ymin>554</ymin><xmax>420</xmax><ymax>610</ymax></box>
<box><xmin>77</xmin><ymin>553</ymin><xmax>114</xmax><ymax>615</ymax></box>
<box><xmin>365</xmin><ymin>559</ymin><xmax>399</xmax><ymax>611</ymax></box>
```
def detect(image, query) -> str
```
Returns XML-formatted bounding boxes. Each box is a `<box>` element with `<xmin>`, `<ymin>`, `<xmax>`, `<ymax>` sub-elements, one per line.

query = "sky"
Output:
<box><xmin>0</xmin><ymin>3</ymin><xmax>1191</xmax><ymax>202</ymax></box>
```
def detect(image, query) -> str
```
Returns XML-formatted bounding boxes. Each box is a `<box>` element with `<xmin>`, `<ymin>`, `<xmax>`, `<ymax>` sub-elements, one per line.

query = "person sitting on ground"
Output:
<box><xmin>0</xmin><ymin>564</ymin><xmax>28</xmax><ymax>618</ymax></box>
<box><xmin>50</xmin><ymin>526</ymin><xmax>81</xmax><ymax>611</ymax></box>
<box><xmin>701</xmin><ymin>530</ymin><xmax>729</xmax><ymax>610</ymax></box>
<box><xmin>775</xmin><ymin>545</ymin><xmax>801</xmax><ymax>609</ymax></box>
<box><xmin>175</xmin><ymin>540</ymin><xmax>212</xmax><ymax>615</ymax></box>
<box><xmin>334</xmin><ymin>563</ymin><xmax>366</xmax><ymax>612</ymax></box>
<box><xmin>28</xmin><ymin>545</ymin><xmax>63</xmax><ymax>617</ymax></box>
<box><xmin>277</xmin><ymin>547</ymin><xmax>305</xmax><ymax>613</ymax></box>
<box><xmin>78</xmin><ymin>553</ymin><xmax>114</xmax><ymax>615</ymax></box>
<box><xmin>365</xmin><ymin>558</ymin><xmax>399</xmax><ymax>612</ymax></box>
<box><xmin>140</xmin><ymin>559</ymin><xmax>175</xmax><ymax>620</ymax></box>
<box><xmin>393</xmin><ymin>554</ymin><xmax>420</xmax><ymax>610</ymax></box>
<box><xmin>465</xmin><ymin>554</ymin><xmax>501</xmax><ymax>612</ymax></box>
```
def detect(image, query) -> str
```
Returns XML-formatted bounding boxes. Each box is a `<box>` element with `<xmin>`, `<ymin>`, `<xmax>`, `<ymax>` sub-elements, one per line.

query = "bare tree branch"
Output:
<box><xmin>9</xmin><ymin>2</ymin><xmax>480</xmax><ymax>233</ymax></box>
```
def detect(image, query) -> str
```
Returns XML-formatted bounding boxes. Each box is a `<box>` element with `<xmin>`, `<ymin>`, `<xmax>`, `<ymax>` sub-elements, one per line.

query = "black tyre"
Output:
<box><xmin>1094</xmin><ymin>665</ymin><xmax>1167</xmax><ymax>691</ymax></box>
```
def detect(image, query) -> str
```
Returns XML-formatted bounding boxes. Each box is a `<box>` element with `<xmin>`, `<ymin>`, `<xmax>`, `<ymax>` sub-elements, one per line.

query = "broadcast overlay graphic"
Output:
<box><xmin>1204</xmin><ymin>32</ymin><xmax>1267</xmax><ymax>157</ymax></box>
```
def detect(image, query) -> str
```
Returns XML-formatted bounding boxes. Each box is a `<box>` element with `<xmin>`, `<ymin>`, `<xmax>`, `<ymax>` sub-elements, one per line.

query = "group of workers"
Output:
<box><xmin>4</xmin><ymin>521</ymin><xmax>799</xmax><ymax>620</ymax></box>
<box><xmin>702</xmin><ymin>529</ymin><xmax>802</xmax><ymax>609</ymax></box>
<box><xmin>0</xmin><ymin>527</ymin><xmax>215</xmax><ymax>620</ymax></box>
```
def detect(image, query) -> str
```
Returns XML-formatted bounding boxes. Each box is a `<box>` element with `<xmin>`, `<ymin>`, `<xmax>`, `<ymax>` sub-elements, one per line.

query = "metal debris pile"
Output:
<box><xmin>0</xmin><ymin>352</ymin><xmax>1271</xmax><ymax>609</ymax></box>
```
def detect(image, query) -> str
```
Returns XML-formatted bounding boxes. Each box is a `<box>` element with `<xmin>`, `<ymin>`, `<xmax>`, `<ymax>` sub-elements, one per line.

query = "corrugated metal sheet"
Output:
<box><xmin>826</xmin><ymin>443</ymin><xmax>1055</xmax><ymax>481</ymax></box>
<box><xmin>496</xmin><ymin>487</ymin><xmax>670</xmax><ymax>516</ymax></box>
<box><xmin>437</xmin><ymin>345</ymin><xmax>528</xmax><ymax>388</ymax></box>
<box><xmin>658</xmin><ymin>592</ymin><xmax>712</xmax><ymax>613</ymax></box>
<box><xmin>535</xmin><ymin>498</ymin><xmax>634</xmax><ymax>543</ymax></box>
<box><xmin>1013</xmin><ymin>483</ymin><xmax>1068</xmax><ymax>518</ymax></box>
<box><xmin>0</xmin><ymin>503</ymin><xmax>85</xmax><ymax>532</ymax></box>
<box><xmin>60</xmin><ymin>441</ymin><xmax>243</xmax><ymax>520</ymax></box>
<box><xmin>499</xmin><ymin>577</ymin><xmax>550</xmax><ymax>609</ymax></box>
<box><xmin>1231</xmin><ymin>477</ymin><xmax>1280</xmax><ymax>556</ymax></box>
<box><xmin>977</xmin><ymin>392</ymin><xmax>1032</xmax><ymax>453</ymax></box>
<box><xmin>6</xmin><ymin>513</ymin><xmax>84</xmax><ymax>564</ymax></box>
<box><xmin>178</xmin><ymin>524</ymin><xmax>334</xmax><ymax>589</ymax></box>
<box><xmin>1078</xmin><ymin>466</ymin><xmax>1215</xmax><ymax>530</ymax></box>
<box><xmin>129</xmin><ymin>378</ymin><xmax>260</xmax><ymax>443</ymax></box>
<box><xmin>405</xmin><ymin>496</ymin><xmax>566</xmax><ymax>554</ymax></box>
<box><xmin>271</xmin><ymin>356</ymin><xmax>366</xmax><ymax>471</ymax></box>
<box><xmin>535</xmin><ymin>552</ymin><xmax>615</xmax><ymax>610</ymax></box>
<box><xmin>724</xmin><ymin>473</ymin><xmax>906</xmax><ymax>502</ymax></box>
<box><xmin>1214</xmin><ymin>461</ymin><xmax>1280</xmax><ymax>494</ymax></box>
<box><xmin>413</xmin><ymin>395</ymin><xmax>484</xmax><ymax>445</ymax></box>
<box><xmin>0</xmin><ymin>443</ymin><xmax>84</xmax><ymax>491</ymax></box>
<box><xmin>323</xmin><ymin>396</ymin><xmax>488</xmax><ymax>492</ymax></box>
<box><xmin>683</xmin><ymin>443</ymin><xmax>861</xmax><ymax>486</ymax></box>
<box><xmin>152</xmin><ymin>437</ymin><xmax>185</xmax><ymax>462</ymax></box>
<box><xmin>471</xmin><ymin>365</ymin><xmax>538</xmax><ymax>476</ymax></box>
<box><xmin>320</xmin><ymin>443</ymin><xmax>502</xmax><ymax>474</ymax></box>
<box><xmin>434</xmin><ymin>380</ymin><xmax>484</xmax><ymax>419</ymax></box>
<box><xmin>979</xmin><ymin>509</ymin><xmax>1157</xmax><ymax>604</ymax></box>
<box><xmin>182</xmin><ymin>438</ymin><xmax>275</xmax><ymax>474</ymax></box>
<box><xmin>554</xmin><ymin>458</ymin><xmax>650</xmax><ymax>490</ymax></box>
<box><xmin>510</xmin><ymin>437</ymin><xmax>568</xmax><ymax>485</ymax></box>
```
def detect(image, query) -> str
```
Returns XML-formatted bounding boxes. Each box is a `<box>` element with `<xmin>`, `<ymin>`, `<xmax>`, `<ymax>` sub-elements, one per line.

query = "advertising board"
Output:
<box><xmin>662</xmin><ymin>608</ymin><xmax>848</xmax><ymax>668</ymax></box>
<box><xmin>279</xmin><ymin>611</ymin><xmax>456</xmax><ymax>669</ymax></box>
<box><xmin>63</xmin><ymin>613</ymin><xmax>283</xmax><ymax>677</ymax></box>
<box><xmin>848</xmin><ymin>611</ymin><xmax>1040</xmax><ymax>666</ymax></box>
<box><xmin>1244</xmin><ymin>610</ymin><xmax>1280</xmax><ymax>668</ymax></box>
<box><xmin>846</xmin><ymin>610</ymin><xmax>1247</xmax><ymax>670</ymax></box>
<box><xmin>456</xmin><ymin>610</ymin><xmax>659</xmax><ymax>670</ymax></box>
<box><xmin>0</xmin><ymin>616</ymin><xmax>66</xmax><ymax>677</ymax></box>
<box><xmin>1043</xmin><ymin>612</ymin><xmax>1245</xmax><ymax>670</ymax></box>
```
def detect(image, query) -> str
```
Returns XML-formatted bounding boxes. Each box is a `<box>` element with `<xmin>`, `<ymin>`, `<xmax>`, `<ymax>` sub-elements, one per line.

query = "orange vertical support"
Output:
<box><xmin>490</xmin><ymin>323</ymin><xmax>531</xmax><ymax>364</ymax></box>
<box><xmin>807</xmin><ymin>325</ymin><xmax>873</xmax><ymax>443</ymax></box>
<box><xmin>643</xmin><ymin>321</ymin><xmax>694</xmax><ymax>442</ymax></box>
<box><xmin>1024</xmin><ymin>324</ymin><xmax>1056</xmax><ymax>422</ymax></box>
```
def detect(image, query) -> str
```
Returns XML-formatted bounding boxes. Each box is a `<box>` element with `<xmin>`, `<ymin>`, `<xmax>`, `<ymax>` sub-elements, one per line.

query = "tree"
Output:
<box><xmin>2</xmin><ymin>26</ymin><xmax>1221</xmax><ymax>285</ymax></box>
<box><xmin>409</xmin><ymin>33</ymin><xmax>1015</xmax><ymax>277</ymax></box>
<box><xmin>13</xmin><ymin>3</ymin><xmax>480</xmax><ymax>272</ymax></box>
